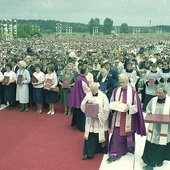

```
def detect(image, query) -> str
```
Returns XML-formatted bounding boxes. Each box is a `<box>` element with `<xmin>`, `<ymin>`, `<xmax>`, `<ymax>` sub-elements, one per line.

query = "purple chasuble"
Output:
<box><xmin>111</xmin><ymin>87</ymin><xmax>146</xmax><ymax>136</ymax></box>
<box><xmin>108</xmin><ymin>87</ymin><xmax>146</xmax><ymax>158</ymax></box>
<box><xmin>67</xmin><ymin>75</ymin><xmax>89</xmax><ymax>108</ymax></box>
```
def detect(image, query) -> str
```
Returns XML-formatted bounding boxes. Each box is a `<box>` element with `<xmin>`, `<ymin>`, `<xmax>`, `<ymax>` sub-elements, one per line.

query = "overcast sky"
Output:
<box><xmin>0</xmin><ymin>0</ymin><xmax>169</xmax><ymax>26</ymax></box>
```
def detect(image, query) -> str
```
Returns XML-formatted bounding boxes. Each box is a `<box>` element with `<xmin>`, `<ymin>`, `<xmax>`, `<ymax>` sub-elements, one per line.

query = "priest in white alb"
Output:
<box><xmin>142</xmin><ymin>85</ymin><xmax>170</xmax><ymax>170</ymax></box>
<box><xmin>80</xmin><ymin>82</ymin><xmax>110</xmax><ymax>160</ymax></box>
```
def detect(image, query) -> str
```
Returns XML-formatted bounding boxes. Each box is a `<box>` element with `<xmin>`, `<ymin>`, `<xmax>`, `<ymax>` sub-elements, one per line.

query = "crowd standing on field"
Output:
<box><xmin>0</xmin><ymin>34</ymin><xmax>170</xmax><ymax>169</ymax></box>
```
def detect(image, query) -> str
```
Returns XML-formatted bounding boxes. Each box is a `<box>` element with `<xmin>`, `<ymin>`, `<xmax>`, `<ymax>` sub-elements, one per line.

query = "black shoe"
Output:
<box><xmin>107</xmin><ymin>157</ymin><xmax>117</xmax><ymax>163</ymax></box>
<box><xmin>157</xmin><ymin>161</ymin><xmax>163</xmax><ymax>167</ymax></box>
<box><xmin>82</xmin><ymin>155</ymin><xmax>93</xmax><ymax>160</ymax></box>
<box><xmin>142</xmin><ymin>165</ymin><xmax>153</xmax><ymax>170</ymax></box>
<box><xmin>9</xmin><ymin>106</ymin><xmax>14</xmax><ymax>110</ymax></box>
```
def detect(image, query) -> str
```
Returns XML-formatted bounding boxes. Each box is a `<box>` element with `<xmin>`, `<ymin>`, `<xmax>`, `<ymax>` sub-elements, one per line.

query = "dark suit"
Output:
<box><xmin>0</xmin><ymin>67</ymin><xmax>6</xmax><ymax>74</ymax></box>
<box><xmin>108</xmin><ymin>69</ymin><xmax>119</xmax><ymax>87</ymax></box>
<box><xmin>41</xmin><ymin>66</ymin><xmax>47</xmax><ymax>74</ymax></box>
<box><xmin>26</xmin><ymin>64</ymin><xmax>36</xmax><ymax>107</ymax></box>
<box><xmin>13</xmin><ymin>65</ymin><xmax>19</xmax><ymax>74</ymax></box>
<box><xmin>139</xmin><ymin>60</ymin><xmax>153</xmax><ymax>69</ymax></box>
<box><xmin>0</xmin><ymin>67</ymin><xmax>6</xmax><ymax>104</ymax></box>
<box><xmin>97</xmin><ymin>74</ymin><xmax>115</xmax><ymax>101</ymax></box>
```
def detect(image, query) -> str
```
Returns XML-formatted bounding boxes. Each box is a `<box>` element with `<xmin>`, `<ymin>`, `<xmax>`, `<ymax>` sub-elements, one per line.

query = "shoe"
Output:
<box><xmin>51</xmin><ymin>112</ymin><xmax>55</xmax><ymax>115</ymax></box>
<box><xmin>142</xmin><ymin>165</ymin><xmax>153</xmax><ymax>170</ymax></box>
<box><xmin>38</xmin><ymin>110</ymin><xmax>43</xmax><ymax>114</ymax></box>
<box><xmin>9</xmin><ymin>106</ymin><xmax>14</xmax><ymax>110</ymax></box>
<box><xmin>107</xmin><ymin>157</ymin><xmax>117</xmax><ymax>163</ymax></box>
<box><xmin>24</xmin><ymin>108</ymin><xmax>29</xmax><ymax>112</ymax></box>
<box><xmin>68</xmin><ymin>111</ymin><xmax>71</xmax><ymax>115</ymax></box>
<box><xmin>157</xmin><ymin>162</ymin><xmax>163</xmax><ymax>167</ymax></box>
<box><xmin>19</xmin><ymin>108</ymin><xmax>25</xmax><ymax>112</ymax></box>
<box><xmin>82</xmin><ymin>155</ymin><xmax>93</xmax><ymax>160</ymax></box>
<box><xmin>47</xmin><ymin>111</ymin><xmax>51</xmax><ymax>115</ymax></box>
<box><xmin>63</xmin><ymin>111</ymin><xmax>67</xmax><ymax>115</ymax></box>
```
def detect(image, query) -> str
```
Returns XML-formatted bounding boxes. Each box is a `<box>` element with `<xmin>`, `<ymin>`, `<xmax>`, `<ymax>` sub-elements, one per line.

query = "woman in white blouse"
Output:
<box><xmin>44</xmin><ymin>65</ymin><xmax>58</xmax><ymax>115</ymax></box>
<box><xmin>32</xmin><ymin>64</ymin><xmax>45</xmax><ymax>114</ymax></box>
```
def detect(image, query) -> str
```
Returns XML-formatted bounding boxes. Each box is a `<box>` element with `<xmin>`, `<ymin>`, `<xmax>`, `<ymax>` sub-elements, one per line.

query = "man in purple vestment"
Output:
<box><xmin>107</xmin><ymin>74</ymin><xmax>146</xmax><ymax>163</ymax></box>
<box><xmin>67</xmin><ymin>64</ymin><xmax>90</xmax><ymax>132</ymax></box>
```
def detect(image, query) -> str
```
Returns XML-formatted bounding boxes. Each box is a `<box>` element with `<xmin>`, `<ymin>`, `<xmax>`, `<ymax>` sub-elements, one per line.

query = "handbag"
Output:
<box><xmin>50</xmin><ymin>86</ymin><xmax>59</xmax><ymax>92</ymax></box>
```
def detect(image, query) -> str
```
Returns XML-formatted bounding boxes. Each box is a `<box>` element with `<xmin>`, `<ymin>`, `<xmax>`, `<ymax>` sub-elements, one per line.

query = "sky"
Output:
<box><xmin>0</xmin><ymin>0</ymin><xmax>170</xmax><ymax>26</ymax></box>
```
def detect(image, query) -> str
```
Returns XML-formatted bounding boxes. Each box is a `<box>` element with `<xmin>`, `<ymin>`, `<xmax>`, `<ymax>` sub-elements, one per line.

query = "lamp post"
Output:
<box><xmin>13</xmin><ymin>20</ymin><xmax>17</xmax><ymax>38</ymax></box>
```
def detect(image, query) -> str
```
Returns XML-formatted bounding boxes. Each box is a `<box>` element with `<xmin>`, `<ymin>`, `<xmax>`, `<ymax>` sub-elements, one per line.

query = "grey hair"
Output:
<box><xmin>157</xmin><ymin>84</ymin><xmax>167</xmax><ymax>93</ymax></box>
<box><xmin>89</xmin><ymin>82</ymin><xmax>100</xmax><ymax>89</ymax></box>
<box><xmin>19</xmin><ymin>60</ymin><xmax>27</xmax><ymax>68</ymax></box>
<box><xmin>100</xmin><ymin>68</ymin><xmax>108</xmax><ymax>75</ymax></box>
<box><xmin>119</xmin><ymin>74</ymin><xmax>129</xmax><ymax>81</ymax></box>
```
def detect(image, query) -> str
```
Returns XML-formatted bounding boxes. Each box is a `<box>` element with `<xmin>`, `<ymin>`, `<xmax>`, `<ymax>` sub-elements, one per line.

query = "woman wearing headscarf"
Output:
<box><xmin>16</xmin><ymin>60</ymin><xmax>31</xmax><ymax>112</ymax></box>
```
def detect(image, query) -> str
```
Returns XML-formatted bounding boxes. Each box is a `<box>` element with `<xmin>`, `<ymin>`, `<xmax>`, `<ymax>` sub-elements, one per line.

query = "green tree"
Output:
<box><xmin>103</xmin><ymin>18</ymin><xmax>113</xmax><ymax>34</ymax></box>
<box><xmin>17</xmin><ymin>23</ymin><xmax>42</xmax><ymax>38</ymax></box>
<box><xmin>88</xmin><ymin>18</ymin><xmax>100</xmax><ymax>35</ymax></box>
<box><xmin>120</xmin><ymin>23</ymin><xmax>129</xmax><ymax>33</ymax></box>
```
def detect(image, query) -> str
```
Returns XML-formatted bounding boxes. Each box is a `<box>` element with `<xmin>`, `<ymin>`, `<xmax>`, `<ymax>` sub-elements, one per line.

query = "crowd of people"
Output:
<box><xmin>0</xmin><ymin>33</ymin><xmax>170</xmax><ymax>170</ymax></box>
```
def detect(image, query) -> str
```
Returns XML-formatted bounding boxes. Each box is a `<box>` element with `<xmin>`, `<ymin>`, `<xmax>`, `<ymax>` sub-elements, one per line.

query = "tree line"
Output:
<box><xmin>1</xmin><ymin>18</ymin><xmax>170</xmax><ymax>39</ymax></box>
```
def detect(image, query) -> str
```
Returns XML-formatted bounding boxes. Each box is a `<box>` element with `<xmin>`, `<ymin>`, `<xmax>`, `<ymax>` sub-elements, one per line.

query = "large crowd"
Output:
<box><xmin>0</xmin><ymin>33</ymin><xmax>170</xmax><ymax>170</ymax></box>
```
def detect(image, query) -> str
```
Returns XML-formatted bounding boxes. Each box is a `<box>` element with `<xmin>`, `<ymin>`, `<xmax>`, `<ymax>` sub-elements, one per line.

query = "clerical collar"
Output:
<box><xmin>151</xmin><ymin>70</ymin><xmax>157</xmax><ymax>73</ymax></box>
<box><xmin>157</xmin><ymin>98</ymin><xmax>166</xmax><ymax>103</ymax></box>
<box><xmin>126</xmin><ymin>69</ymin><xmax>133</xmax><ymax>73</ymax></box>
<box><xmin>162</xmin><ymin>68</ymin><xmax>170</xmax><ymax>73</ymax></box>
<box><xmin>93</xmin><ymin>92</ymin><xmax>98</xmax><ymax>96</ymax></box>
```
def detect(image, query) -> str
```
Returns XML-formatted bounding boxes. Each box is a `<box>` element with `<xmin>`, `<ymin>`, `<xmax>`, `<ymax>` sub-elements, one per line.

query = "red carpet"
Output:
<box><xmin>0</xmin><ymin>103</ymin><xmax>103</xmax><ymax>170</ymax></box>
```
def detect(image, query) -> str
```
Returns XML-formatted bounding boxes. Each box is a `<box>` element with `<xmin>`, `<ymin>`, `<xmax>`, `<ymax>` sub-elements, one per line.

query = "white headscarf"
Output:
<box><xmin>19</xmin><ymin>60</ymin><xmax>26</xmax><ymax>68</ymax></box>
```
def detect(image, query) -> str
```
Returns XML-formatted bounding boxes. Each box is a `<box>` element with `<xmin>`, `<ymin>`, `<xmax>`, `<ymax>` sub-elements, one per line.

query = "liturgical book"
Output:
<box><xmin>63</xmin><ymin>78</ymin><xmax>70</xmax><ymax>88</ymax></box>
<box><xmin>110</xmin><ymin>101</ymin><xmax>127</xmax><ymax>112</ymax></box>
<box><xmin>17</xmin><ymin>75</ymin><xmax>23</xmax><ymax>85</ymax></box>
<box><xmin>149</xmin><ymin>78</ymin><xmax>155</xmax><ymax>86</ymax></box>
<box><xmin>99</xmin><ymin>82</ymin><xmax>107</xmax><ymax>92</ymax></box>
<box><xmin>31</xmin><ymin>75</ymin><xmax>38</xmax><ymax>83</ymax></box>
<box><xmin>85</xmin><ymin>103</ymin><xmax>99</xmax><ymax>118</ymax></box>
<box><xmin>145</xmin><ymin>114</ymin><xmax>170</xmax><ymax>124</ymax></box>
<box><xmin>44</xmin><ymin>78</ymin><xmax>52</xmax><ymax>90</ymax></box>
<box><xmin>2</xmin><ymin>76</ymin><xmax>10</xmax><ymax>85</ymax></box>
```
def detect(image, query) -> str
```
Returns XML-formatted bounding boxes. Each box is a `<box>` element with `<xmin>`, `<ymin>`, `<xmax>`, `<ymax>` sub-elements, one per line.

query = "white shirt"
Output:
<box><xmin>4</xmin><ymin>70</ymin><xmax>16</xmax><ymax>83</ymax></box>
<box><xmin>33</xmin><ymin>71</ymin><xmax>45</xmax><ymax>88</ymax></box>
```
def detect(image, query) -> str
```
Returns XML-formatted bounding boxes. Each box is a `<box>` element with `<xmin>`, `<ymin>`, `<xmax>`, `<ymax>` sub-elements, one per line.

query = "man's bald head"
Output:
<box><xmin>119</xmin><ymin>74</ymin><xmax>129</xmax><ymax>89</ymax></box>
<box><xmin>90</xmin><ymin>82</ymin><xmax>99</xmax><ymax>95</ymax></box>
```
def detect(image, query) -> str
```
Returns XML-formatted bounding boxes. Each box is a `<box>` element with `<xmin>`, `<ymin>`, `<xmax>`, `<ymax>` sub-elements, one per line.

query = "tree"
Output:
<box><xmin>103</xmin><ymin>18</ymin><xmax>113</xmax><ymax>34</ymax></box>
<box><xmin>120</xmin><ymin>23</ymin><xmax>129</xmax><ymax>33</ymax></box>
<box><xmin>88</xmin><ymin>18</ymin><xmax>100</xmax><ymax>35</ymax></box>
<box><xmin>17</xmin><ymin>23</ymin><xmax>42</xmax><ymax>38</ymax></box>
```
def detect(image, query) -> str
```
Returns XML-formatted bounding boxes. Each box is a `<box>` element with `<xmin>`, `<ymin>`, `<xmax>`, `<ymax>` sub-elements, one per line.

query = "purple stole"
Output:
<box><xmin>67</xmin><ymin>75</ymin><xmax>89</xmax><ymax>108</ymax></box>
